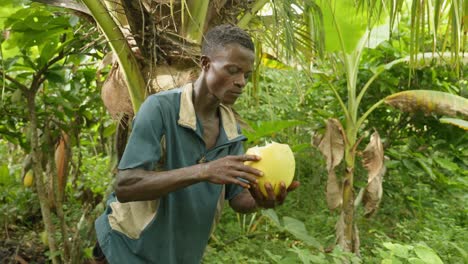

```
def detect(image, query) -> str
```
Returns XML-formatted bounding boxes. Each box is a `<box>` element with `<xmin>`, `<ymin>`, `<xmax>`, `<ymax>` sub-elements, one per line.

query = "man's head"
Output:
<box><xmin>201</xmin><ymin>24</ymin><xmax>254</xmax><ymax>57</ymax></box>
<box><xmin>200</xmin><ymin>25</ymin><xmax>255</xmax><ymax>105</ymax></box>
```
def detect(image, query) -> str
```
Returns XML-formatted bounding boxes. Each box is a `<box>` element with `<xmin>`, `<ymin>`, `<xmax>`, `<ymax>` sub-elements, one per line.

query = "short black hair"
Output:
<box><xmin>201</xmin><ymin>24</ymin><xmax>254</xmax><ymax>56</ymax></box>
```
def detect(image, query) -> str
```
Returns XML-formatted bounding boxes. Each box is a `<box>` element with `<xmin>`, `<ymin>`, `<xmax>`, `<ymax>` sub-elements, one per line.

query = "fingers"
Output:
<box><xmin>287</xmin><ymin>181</ymin><xmax>300</xmax><ymax>192</ymax></box>
<box><xmin>235</xmin><ymin>171</ymin><xmax>258</xmax><ymax>185</ymax></box>
<box><xmin>235</xmin><ymin>155</ymin><xmax>263</xmax><ymax>177</ymax></box>
<box><xmin>264</xmin><ymin>183</ymin><xmax>276</xmax><ymax>201</ymax></box>
<box><xmin>229</xmin><ymin>176</ymin><xmax>251</xmax><ymax>189</ymax></box>
<box><xmin>276</xmin><ymin>182</ymin><xmax>287</xmax><ymax>205</ymax></box>
<box><xmin>249</xmin><ymin>184</ymin><xmax>264</xmax><ymax>200</ymax></box>
<box><xmin>237</xmin><ymin>154</ymin><xmax>261</xmax><ymax>162</ymax></box>
<box><xmin>233</xmin><ymin>163</ymin><xmax>263</xmax><ymax>178</ymax></box>
<box><xmin>257</xmin><ymin>181</ymin><xmax>299</xmax><ymax>208</ymax></box>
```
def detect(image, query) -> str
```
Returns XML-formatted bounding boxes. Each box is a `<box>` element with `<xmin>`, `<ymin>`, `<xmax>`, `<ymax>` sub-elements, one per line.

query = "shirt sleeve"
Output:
<box><xmin>225</xmin><ymin>139</ymin><xmax>246</xmax><ymax>200</ymax></box>
<box><xmin>118</xmin><ymin>95</ymin><xmax>165</xmax><ymax>171</ymax></box>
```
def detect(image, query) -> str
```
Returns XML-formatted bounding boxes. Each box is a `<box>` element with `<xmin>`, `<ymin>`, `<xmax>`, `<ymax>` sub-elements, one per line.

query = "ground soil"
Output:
<box><xmin>1</xmin><ymin>225</ymin><xmax>47</xmax><ymax>264</ymax></box>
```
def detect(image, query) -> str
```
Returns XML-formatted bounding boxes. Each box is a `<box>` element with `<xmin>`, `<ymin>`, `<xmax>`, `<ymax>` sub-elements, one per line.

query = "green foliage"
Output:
<box><xmin>0</xmin><ymin>1</ymin><xmax>466</xmax><ymax>263</ymax></box>
<box><xmin>262</xmin><ymin>209</ymin><xmax>321</xmax><ymax>249</ymax></box>
<box><xmin>73</xmin><ymin>148</ymin><xmax>113</xmax><ymax>197</ymax></box>
<box><xmin>0</xmin><ymin>142</ymin><xmax>40</xmax><ymax>227</ymax></box>
<box><xmin>375</xmin><ymin>242</ymin><xmax>444</xmax><ymax>264</ymax></box>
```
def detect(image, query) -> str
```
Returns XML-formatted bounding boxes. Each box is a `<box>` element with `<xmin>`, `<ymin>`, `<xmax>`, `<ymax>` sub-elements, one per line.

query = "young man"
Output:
<box><xmin>94</xmin><ymin>24</ymin><xmax>299</xmax><ymax>264</ymax></box>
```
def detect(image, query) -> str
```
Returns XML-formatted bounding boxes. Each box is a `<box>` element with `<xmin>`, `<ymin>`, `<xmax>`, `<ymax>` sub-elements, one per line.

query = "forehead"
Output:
<box><xmin>210</xmin><ymin>43</ymin><xmax>255</xmax><ymax>68</ymax></box>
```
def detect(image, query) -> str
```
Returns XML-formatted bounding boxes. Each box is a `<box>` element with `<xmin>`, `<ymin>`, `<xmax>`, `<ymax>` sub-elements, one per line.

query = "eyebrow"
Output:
<box><xmin>224</xmin><ymin>63</ymin><xmax>252</xmax><ymax>72</ymax></box>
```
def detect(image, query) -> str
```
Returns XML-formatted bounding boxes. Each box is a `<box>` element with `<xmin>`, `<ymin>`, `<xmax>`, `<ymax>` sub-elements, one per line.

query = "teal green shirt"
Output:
<box><xmin>95</xmin><ymin>84</ymin><xmax>245</xmax><ymax>263</ymax></box>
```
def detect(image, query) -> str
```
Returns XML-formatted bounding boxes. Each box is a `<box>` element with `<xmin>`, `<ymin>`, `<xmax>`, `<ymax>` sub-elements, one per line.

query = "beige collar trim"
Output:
<box><xmin>178</xmin><ymin>83</ymin><xmax>240</xmax><ymax>140</ymax></box>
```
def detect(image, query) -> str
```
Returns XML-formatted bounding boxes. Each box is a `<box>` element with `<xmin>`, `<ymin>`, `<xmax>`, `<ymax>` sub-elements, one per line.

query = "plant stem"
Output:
<box><xmin>356</xmin><ymin>98</ymin><xmax>385</xmax><ymax>131</ymax></box>
<box><xmin>237</xmin><ymin>0</ymin><xmax>270</xmax><ymax>28</ymax></box>
<box><xmin>82</xmin><ymin>0</ymin><xmax>146</xmax><ymax>113</ymax></box>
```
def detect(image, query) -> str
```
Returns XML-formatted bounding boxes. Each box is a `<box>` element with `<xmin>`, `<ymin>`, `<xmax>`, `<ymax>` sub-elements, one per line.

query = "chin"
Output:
<box><xmin>221</xmin><ymin>98</ymin><xmax>237</xmax><ymax>105</ymax></box>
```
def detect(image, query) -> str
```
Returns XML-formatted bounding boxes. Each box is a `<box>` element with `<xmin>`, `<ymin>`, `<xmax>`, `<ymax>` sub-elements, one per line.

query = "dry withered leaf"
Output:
<box><xmin>362</xmin><ymin>131</ymin><xmax>386</xmax><ymax>217</ymax></box>
<box><xmin>318</xmin><ymin>119</ymin><xmax>345</xmax><ymax>210</ymax></box>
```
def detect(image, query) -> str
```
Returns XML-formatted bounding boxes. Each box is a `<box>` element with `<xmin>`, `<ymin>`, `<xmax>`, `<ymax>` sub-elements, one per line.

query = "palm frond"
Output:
<box><xmin>355</xmin><ymin>0</ymin><xmax>466</xmax><ymax>69</ymax></box>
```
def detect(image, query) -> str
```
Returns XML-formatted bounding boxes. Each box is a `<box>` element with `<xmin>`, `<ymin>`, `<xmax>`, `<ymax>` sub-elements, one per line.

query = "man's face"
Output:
<box><xmin>204</xmin><ymin>43</ymin><xmax>255</xmax><ymax>105</ymax></box>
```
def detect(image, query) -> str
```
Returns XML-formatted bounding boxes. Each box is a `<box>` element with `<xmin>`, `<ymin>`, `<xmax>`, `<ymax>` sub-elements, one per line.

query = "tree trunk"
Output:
<box><xmin>26</xmin><ymin>92</ymin><xmax>61</xmax><ymax>264</ymax></box>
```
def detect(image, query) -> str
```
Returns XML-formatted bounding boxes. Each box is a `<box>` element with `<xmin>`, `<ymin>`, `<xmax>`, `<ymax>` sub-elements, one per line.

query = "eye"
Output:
<box><xmin>227</xmin><ymin>66</ymin><xmax>240</xmax><ymax>75</ymax></box>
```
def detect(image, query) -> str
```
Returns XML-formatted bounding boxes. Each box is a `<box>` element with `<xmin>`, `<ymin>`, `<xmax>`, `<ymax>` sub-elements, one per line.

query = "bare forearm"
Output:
<box><xmin>229</xmin><ymin>189</ymin><xmax>258</xmax><ymax>214</ymax></box>
<box><xmin>115</xmin><ymin>165</ymin><xmax>204</xmax><ymax>202</ymax></box>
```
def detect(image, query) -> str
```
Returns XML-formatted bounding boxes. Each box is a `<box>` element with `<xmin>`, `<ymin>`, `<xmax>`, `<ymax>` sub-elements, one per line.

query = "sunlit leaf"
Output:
<box><xmin>439</xmin><ymin>117</ymin><xmax>468</xmax><ymax>130</ymax></box>
<box><xmin>408</xmin><ymin>258</ymin><xmax>426</xmax><ymax>264</ymax></box>
<box><xmin>103</xmin><ymin>123</ymin><xmax>117</xmax><ymax>137</ymax></box>
<box><xmin>261</xmin><ymin>53</ymin><xmax>289</xmax><ymax>69</ymax></box>
<box><xmin>385</xmin><ymin>90</ymin><xmax>468</xmax><ymax>117</ymax></box>
<box><xmin>413</xmin><ymin>244</ymin><xmax>443</xmax><ymax>264</ymax></box>
<box><xmin>383</xmin><ymin>242</ymin><xmax>411</xmax><ymax>259</ymax></box>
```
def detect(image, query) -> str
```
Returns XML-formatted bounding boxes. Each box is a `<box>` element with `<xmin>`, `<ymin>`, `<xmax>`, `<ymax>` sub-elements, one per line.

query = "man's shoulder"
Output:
<box><xmin>147</xmin><ymin>87</ymin><xmax>183</xmax><ymax>102</ymax></box>
<box><xmin>143</xmin><ymin>87</ymin><xmax>183</xmax><ymax>110</ymax></box>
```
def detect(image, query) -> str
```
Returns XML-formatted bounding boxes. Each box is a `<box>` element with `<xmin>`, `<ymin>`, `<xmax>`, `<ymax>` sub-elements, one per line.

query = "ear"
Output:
<box><xmin>200</xmin><ymin>55</ymin><xmax>210</xmax><ymax>70</ymax></box>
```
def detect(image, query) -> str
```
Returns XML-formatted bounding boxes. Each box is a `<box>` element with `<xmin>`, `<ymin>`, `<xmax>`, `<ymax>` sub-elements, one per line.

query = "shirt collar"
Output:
<box><xmin>178</xmin><ymin>83</ymin><xmax>241</xmax><ymax>141</ymax></box>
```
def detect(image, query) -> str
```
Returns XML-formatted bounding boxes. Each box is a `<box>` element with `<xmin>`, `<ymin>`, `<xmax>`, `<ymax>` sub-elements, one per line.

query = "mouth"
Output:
<box><xmin>230</xmin><ymin>91</ymin><xmax>243</xmax><ymax>96</ymax></box>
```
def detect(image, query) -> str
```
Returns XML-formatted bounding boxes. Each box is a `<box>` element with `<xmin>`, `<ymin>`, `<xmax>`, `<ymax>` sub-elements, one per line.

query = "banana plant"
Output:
<box><xmin>313</xmin><ymin>0</ymin><xmax>467</xmax><ymax>254</ymax></box>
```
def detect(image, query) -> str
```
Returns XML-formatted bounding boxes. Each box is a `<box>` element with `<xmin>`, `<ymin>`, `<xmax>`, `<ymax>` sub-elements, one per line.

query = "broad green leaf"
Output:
<box><xmin>317</xmin><ymin>0</ymin><xmax>368</xmax><ymax>53</ymax></box>
<box><xmin>0</xmin><ymin>1</ymin><xmax>23</xmax><ymax>28</ymax></box>
<box><xmin>283</xmin><ymin>216</ymin><xmax>321</xmax><ymax>249</ymax></box>
<box><xmin>408</xmin><ymin>258</ymin><xmax>426</xmax><ymax>264</ymax></box>
<box><xmin>439</xmin><ymin>117</ymin><xmax>468</xmax><ymax>130</ymax></box>
<box><xmin>413</xmin><ymin>244</ymin><xmax>443</xmax><ymax>264</ymax></box>
<box><xmin>385</xmin><ymin>90</ymin><xmax>468</xmax><ymax>117</ymax></box>
<box><xmin>382</xmin><ymin>242</ymin><xmax>411</xmax><ymax>259</ymax></box>
<box><xmin>261</xmin><ymin>209</ymin><xmax>281</xmax><ymax>227</ymax></box>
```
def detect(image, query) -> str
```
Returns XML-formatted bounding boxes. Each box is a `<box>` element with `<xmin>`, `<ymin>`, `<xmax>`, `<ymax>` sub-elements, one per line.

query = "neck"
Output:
<box><xmin>193</xmin><ymin>76</ymin><xmax>220</xmax><ymax>119</ymax></box>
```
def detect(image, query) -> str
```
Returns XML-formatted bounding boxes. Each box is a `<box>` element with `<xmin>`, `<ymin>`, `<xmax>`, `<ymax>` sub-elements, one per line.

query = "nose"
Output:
<box><xmin>234</xmin><ymin>74</ymin><xmax>246</xmax><ymax>88</ymax></box>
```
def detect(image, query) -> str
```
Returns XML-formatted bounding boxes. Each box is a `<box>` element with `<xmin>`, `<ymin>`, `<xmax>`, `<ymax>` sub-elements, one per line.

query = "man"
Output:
<box><xmin>94</xmin><ymin>24</ymin><xmax>299</xmax><ymax>264</ymax></box>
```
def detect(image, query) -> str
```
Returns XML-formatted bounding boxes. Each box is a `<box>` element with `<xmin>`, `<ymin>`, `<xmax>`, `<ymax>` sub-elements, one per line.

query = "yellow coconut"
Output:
<box><xmin>244</xmin><ymin>142</ymin><xmax>295</xmax><ymax>196</ymax></box>
<box><xmin>23</xmin><ymin>171</ymin><xmax>34</xmax><ymax>188</ymax></box>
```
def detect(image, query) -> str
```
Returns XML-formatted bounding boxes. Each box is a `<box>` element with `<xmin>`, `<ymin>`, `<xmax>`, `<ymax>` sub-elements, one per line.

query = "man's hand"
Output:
<box><xmin>199</xmin><ymin>155</ymin><xmax>263</xmax><ymax>188</ymax></box>
<box><xmin>249</xmin><ymin>181</ymin><xmax>300</xmax><ymax>208</ymax></box>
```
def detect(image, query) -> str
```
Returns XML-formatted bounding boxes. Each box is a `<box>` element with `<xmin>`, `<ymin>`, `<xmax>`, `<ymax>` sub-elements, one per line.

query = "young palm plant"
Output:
<box><xmin>314</xmin><ymin>0</ymin><xmax>467</xmax><ymax>254</ymax></box>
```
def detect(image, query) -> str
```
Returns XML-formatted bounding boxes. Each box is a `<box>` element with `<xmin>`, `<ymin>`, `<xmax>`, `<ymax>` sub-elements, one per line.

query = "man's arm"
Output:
<box><xmin>115</xmin><ymin>155</ymin><xmax>263</xmax><ymax>203</ymax></box>
<box><xmin>115</xmin><ymin>165</ymin><xmax>204</xmax><ymax>203</ymax></box>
